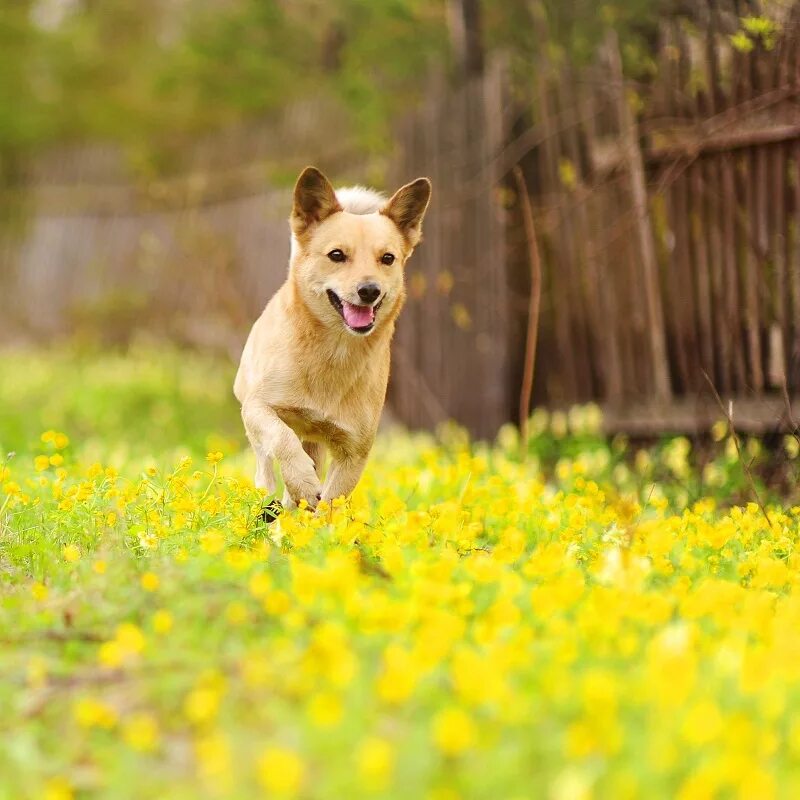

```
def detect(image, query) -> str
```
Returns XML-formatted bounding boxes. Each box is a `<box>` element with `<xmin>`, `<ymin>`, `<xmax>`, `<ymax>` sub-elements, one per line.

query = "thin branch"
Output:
<box><xmin>702</xmin><ymin>369</ymin><xmax>773</xmax><ymax>528</ymax></box>
<box><xmin>512</xmin><ymin>165</ymin><xmax>542</xmax><ymax>449</ymax></box>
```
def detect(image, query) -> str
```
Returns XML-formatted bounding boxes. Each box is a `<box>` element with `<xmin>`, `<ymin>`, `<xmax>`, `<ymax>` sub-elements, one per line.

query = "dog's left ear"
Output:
<box><xmin>291</xmin><ymin>166</ymin><xmax>342</xmax><ymax>236</ymax></box>
<box><xmin>381</xmin><ymin>177</ymin><xmax>432</xmax><ymax>247</ymax></box>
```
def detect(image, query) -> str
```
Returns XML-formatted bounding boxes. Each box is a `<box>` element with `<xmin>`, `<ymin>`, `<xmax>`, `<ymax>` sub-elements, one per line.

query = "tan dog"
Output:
<box><xmin>234</xmin><ymin>166</ymin><xmax>431</xmax><ymax>510</ymax></box>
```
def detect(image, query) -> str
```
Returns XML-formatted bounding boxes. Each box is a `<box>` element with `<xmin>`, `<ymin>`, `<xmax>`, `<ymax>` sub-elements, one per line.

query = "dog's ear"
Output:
<box><xmin>291</xmin><ymin>166</ymin><xmax>341</xmax><ymax>236</ymax></box>
<box><xmin>381</xmin><ymin>177</ymin><xmax>431</xmax><ymax>247</ymax></box>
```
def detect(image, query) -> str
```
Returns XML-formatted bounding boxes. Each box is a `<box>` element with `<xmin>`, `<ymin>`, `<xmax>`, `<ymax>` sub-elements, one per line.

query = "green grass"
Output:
<box><xmin>1</xmin><ymin>346</ymin><xmax>799</xmax><ymax>800</ymax></box>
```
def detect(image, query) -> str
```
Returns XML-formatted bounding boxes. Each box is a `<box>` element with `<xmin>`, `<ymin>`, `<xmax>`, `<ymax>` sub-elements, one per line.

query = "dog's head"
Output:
<box><xmin>289</xmin><ymin>166</ymin><xmax>431</xmax><ymax>337</ymax></box>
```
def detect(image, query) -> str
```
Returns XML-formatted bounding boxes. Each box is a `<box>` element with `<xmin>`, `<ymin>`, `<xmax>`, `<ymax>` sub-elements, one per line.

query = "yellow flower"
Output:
<box><xmin>206</xmin><ymin>451</ymin><xmax>224</xmax><ymax>465</ymax></box>
<box><xmin>92</xmin><ymin>560</ymin><xmax>107</xmax><ymax>575</ymax></box>
<box><xmin>62</xmin><ymin>544</ymin><xmax>80</xmax><ymax>563</ymax></box>
<box><xmin>194</xmin><ymin>731</ymin><xmax>232</xmax><ymax>785</ymax></box>
<box><xmin>140</xmin><ymin>572</ymin><xmax>160</xmax><ymax>592</ymax></box>
<box><xmin>152</xmin><ymin>609</ymin><xmax>173</xmax><ymax>635</ymax></box>
<box><xmin>43</xmin><ymin>777</ymin><xmax>73</xmax><ymax>800</ymax></box>
<box><xmin>257</xmin><ymin>746</ymin><xmax>305</xmax><ymax>797</ymax></box>
<box><xmin>116</xmin><ymin>623</ymin><xmax>145</xmax><ymax>654</ymax></box>
<box><xmin>200</xmin><ymin>529</ymin><xmax>225</xmax><ymax>555</ymax></box>
<box><xmin>98</xmin><ymin>623</ymin><xmax>145</xmax><ymax>668</ymax></box>
<box><xmin>31</xmin><ymin>581</ymin><xmax>48</xmax><ymax>601</ymax></box>
<box><xmin>432</xmin><ymin>707</ymin><xmax>478</xmax><ymax>755</ymax></box>
<box><xmin>98</xmin><ymin>641</ymin><xmax>124</xmax><ymax>668</ymax></box>
<box><xmin>376</xmin><ymin>644</ymin><xmax>419</xmax><ymax>705</ymax></box>
<box><xmin>34</xmin><ymin>455</ymin><xmax>50</xmax><ymax>472</ymax></box>
<box><xmin>49</xmin><ymin>454</ymin><xmax>64</xmax><ymax>467</ymax></box>
<box><xmin>122</xmin><ymin>712</ymin><xmax>159</xmax><ymax>752</ymax></box>
<box><xmin>73</xmin><ymin>696</ymin><xmax>117</xmax><ymax>729</ymax></box>
<box><xmin>138</xmin><ymin>532</ymin><xmax>158</xmax><ymax>550</ymax></box>
<box><xmin>357</xmin><ymin>736</ymin><xmax>395</xmax><ymax>791</ymax></box>
<box><xmin>711</xmin><ymin>419</ymin><xmax>728</xmax><ymax>442</ymax></box>
<box><xmin>306</xmin><ymin>691</ymin><xmax>343</xmax><ymax>728</ymax></box>
<box><xmin>248</xmin><ymin>572</ymin><xmax>272</xmax><ymax>598</ymax></box>
<box><xmin>184</xmin><ymin>687</ymin><xmax>222</xmax><ymax>725</ymax></box>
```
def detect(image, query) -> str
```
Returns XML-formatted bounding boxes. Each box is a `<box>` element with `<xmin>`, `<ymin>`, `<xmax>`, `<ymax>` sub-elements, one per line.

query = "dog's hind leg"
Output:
<box><xmin>253</xmin><ymin>443</ymin><xmax>276</xmax><ymax>494</ymax></box>
<box><xmin>321</xmin><ymin>455</ymin><xmax>367</xmax><ymax>504</ymax></box>
<box><xmin>250</xmin><ymin>440</ymin><xmax>284</xmax><ymax>523</ymax></box>
<box><xmin>304</xmin><ymin>441</ymin><xmax>326</xmax><ymax>479</ymax></box>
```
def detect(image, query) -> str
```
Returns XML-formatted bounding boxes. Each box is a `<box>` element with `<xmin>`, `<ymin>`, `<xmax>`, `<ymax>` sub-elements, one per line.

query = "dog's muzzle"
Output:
<box><xmin>327</xmin><ymin>289</ymin><xmax>384</xmax><ymax>334</ymax></box>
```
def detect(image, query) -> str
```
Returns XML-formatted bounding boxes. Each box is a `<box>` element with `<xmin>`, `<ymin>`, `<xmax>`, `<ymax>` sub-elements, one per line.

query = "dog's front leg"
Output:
<box><xmin>321</xmin><ymin>455</ymin><xmax>368</xmax><ymax>504</ymax></box>
<box><xmin>241</xmin><ymin>401</ymin><xmax>322</xmax><ymax>508</ymax></box>
<box><xmin>281</xmin><ymin>441</ymin><xmax>327</xmax><ymax>508</ymax></box>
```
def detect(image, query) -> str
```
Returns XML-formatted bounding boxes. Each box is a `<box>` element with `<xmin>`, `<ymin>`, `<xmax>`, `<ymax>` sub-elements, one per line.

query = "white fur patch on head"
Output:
<box><xmin>335</xmin><ymin>186</ymin><xmax>387</xmax><ymax>215</ymax></box>
<box><xmin>289</xmin><ymin>184</ymin><xmax>387</xmax><ymax>262</ymax></box>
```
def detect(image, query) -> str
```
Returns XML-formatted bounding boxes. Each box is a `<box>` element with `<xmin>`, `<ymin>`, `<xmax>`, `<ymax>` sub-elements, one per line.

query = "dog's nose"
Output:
<box><xmin>357</xmin><ymin>282</ymin><xmax>381</xmax><ymax>304</ymax></box>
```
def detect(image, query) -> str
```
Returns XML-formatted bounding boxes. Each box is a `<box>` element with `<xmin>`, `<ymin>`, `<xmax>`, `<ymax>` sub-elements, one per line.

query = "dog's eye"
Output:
<box><xmin>380</xmin><ymin>253</ymin><xmax>395</xmax><ymax>266</ymax></box>
<box><xmin>327</xmin><ymin>249</ymin><xmax>346</xmax><ymax>263</ymax></box>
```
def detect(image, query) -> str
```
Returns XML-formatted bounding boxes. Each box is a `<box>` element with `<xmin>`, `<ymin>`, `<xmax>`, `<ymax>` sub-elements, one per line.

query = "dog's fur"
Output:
<box><xmin>234</xmin><ymin>166</ymin><xmax>431</xmax><ymax>508</ymax></box>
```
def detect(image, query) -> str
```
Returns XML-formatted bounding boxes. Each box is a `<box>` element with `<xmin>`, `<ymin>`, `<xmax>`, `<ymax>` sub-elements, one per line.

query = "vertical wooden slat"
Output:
<box><xmin>706</xmin><ymin>155</ymin><xmax>730</xmax><ymax>391</ymax></box>
<box><xmin>535</xmin><ymin>68</ymin><xmax>579</xmax><ymax>404</ymax></box>
<box><xmin>691</xmin><ymin>163</ymin><xmax>716</xmax><ymax>384</ymax></box>
<box><xmin>608</xmin><ymin>30</ymin><xmax>671</xmax><ymax>400</ymax></box>
<box><xmin>792</xmin><ymin>142</ymin><xmax>800</xmax><ymax>391</ymax></box>
<box><xmin>722</xmin><ymin>152</ymin><xmax>748</xmax><ymax>390</ymax></box>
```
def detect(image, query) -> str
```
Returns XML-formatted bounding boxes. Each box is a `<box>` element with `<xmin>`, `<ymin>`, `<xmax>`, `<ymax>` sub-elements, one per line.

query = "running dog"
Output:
<box><xmin>234</xmin><ymin>166</ymin><xmax>431</xmax><ymax>511</ymax></box>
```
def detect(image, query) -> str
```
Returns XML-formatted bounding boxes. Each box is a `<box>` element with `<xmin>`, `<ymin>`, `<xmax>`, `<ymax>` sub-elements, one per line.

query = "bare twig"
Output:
<box><xmin>0</xmin><ymin>629</ymin><xmax>105</xmax><ymax>645</ymax></box>
<box><xmin>780</xmin><ymin>373</ymin><xmax>800</xmax><ymax>443</ymax></box>
<box><xmin>512</xmin><ymin>165</ymin><xmax>542</xmax><ymax>450</ymax></box>
<box><xmin>391</xmin><ymin>347</ymin><xmax>448</xmax><ymax>426</ymax></box>
<box><xmin>702</xmin><ymin>370</ymin><xmax>773</xmax><ymax>528</ymax></box>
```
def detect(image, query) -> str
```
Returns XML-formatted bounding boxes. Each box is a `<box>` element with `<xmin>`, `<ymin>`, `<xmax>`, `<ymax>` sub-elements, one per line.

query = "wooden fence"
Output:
<box><xmin>388</xmin><ymin>60</ymin><xmax>512</xmax><ymax>439</ymax></box>
<box><xmin>389</xmin><ymin>3</ymin><xmax>800</xmax><ymax>435</ymax></box>
<box><xmin>528</xmin><ymin>10</ymin><xmax>800</xmax><ymax>405</ymax></box>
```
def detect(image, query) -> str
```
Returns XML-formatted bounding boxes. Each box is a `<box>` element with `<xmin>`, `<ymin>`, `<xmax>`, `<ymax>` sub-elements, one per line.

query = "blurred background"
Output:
<box><xmin>2</xmin><ymin>0</ymin><xmax>800</xmax><ymax>441</ymax></box>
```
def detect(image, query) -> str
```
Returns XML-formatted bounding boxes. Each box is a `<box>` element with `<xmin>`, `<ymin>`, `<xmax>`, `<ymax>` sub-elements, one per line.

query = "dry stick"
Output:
<box><xmin>391</xmin><ymin>347</ymin><xmax>448</xmax><ymax>426</ymax></box>
<box><xmin>701</xmin><ymin>369</ymin><xmax>773</xmax><ymax>529</ymax></box>
<box><xmin>780</xmin><ymin>373</ymin><xmax>800</xmax><ymax>447</ymax></box>
<box><xmin>512</xmin><ymin>166</ymin><xmax>543</xmax><ymax>447</ymax></box>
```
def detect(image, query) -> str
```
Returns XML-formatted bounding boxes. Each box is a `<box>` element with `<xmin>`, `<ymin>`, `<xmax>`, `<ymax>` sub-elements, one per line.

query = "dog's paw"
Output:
<box><xmin>286</xmin><ymin>476</ymin><xmax>323</xmax><ymax>510</ymax></box>
<box><xmin>258</xmin><ymin>498</ymin><xmax>283</xmax><ymax>524</ymax></box>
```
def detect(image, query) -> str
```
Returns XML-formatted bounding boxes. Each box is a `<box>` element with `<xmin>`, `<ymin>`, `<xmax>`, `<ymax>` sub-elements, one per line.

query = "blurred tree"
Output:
<box><xmin>448</xmin><ymin>0</ymin><xmax>484</xmax><ymax>78</ymax></box>
<box><xmin>5</xmin><ymin>0</ymin><xmax>781</xmax><ymax>175</ymax></box>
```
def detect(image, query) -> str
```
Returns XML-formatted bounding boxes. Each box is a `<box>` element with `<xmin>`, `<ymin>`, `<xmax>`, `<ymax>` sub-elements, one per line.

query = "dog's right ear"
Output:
<box><xmin>291</xmin><ymin>166</ymin><xmax>341</xmax><ymax>236</ymax></box>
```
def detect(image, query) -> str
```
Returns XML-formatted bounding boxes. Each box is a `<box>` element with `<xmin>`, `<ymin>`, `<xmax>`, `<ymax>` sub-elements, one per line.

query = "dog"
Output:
<box><xmin>234</xmin><ymin>166</ymin><xmax>431</xmax><ymax>511</ymax></box>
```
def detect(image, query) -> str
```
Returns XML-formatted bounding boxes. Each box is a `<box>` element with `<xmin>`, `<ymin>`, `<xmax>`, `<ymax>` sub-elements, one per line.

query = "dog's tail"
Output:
<box><xmin>335</xmin><ymin>186</ymin><xmax>387</xmax><ymax>215</ymax></box>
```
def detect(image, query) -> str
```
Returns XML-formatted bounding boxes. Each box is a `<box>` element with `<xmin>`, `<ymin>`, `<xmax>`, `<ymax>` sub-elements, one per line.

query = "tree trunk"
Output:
<box><xmin>448</xmin><ymin>0</ymin><xmax>484</xmax><ymax>79</ymax></box>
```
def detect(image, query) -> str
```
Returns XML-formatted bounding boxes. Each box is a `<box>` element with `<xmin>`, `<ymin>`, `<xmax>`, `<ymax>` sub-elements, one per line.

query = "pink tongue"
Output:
<box><xmin>341</xmin><ymin>301</ymin><xmax>374</xmax><ymax>329</ymax></box>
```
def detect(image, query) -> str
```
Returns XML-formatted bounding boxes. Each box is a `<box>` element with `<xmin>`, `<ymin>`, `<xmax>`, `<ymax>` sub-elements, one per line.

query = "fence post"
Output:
<box><xmin>607</xmin><ymin>30</ymin><xmax>672</xmax><ymax>401</ymax></box>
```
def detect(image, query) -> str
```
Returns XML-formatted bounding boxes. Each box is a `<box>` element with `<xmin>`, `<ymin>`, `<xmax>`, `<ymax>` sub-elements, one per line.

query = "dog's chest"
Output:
<box><xmin>274</xmin><ymin>404</ymin><xmax>355</xmax><ymax>451</ymax></box>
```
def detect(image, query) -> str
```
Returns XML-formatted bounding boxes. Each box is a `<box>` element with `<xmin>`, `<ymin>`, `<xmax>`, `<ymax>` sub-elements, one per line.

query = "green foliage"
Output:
<box><xmin>0</xmin><ymin>345</ymin><xmax>243</xmax><ymax>463</ymax></box>
<box><xmin>735</xmin><ymin>14</ymin><xmax>781</xmax><ymax>52</ymax></box>
<box><xmin>0</xmin><ymin>0</ymin><xmax>678</xmax><ymax>168</ymax></box>
<box><xmin>0</xmin><ymin>0</ymin><xmax>451</xmax><ymax>166</ymax></box>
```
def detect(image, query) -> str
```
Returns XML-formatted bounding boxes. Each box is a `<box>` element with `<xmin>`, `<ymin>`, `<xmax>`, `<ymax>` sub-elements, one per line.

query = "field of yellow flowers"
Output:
<box><xmin>2</xmin><ymin>347</ymin><xmax>800</xmax><ymax>800</ymax></box>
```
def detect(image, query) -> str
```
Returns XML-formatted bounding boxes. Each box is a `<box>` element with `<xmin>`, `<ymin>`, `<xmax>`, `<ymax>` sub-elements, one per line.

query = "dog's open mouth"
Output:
<box><xmin>327</xmin><ymin>290</ymin><xmax>383</xmax><ymax>334</ymax></box>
